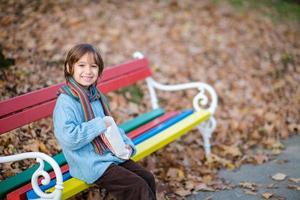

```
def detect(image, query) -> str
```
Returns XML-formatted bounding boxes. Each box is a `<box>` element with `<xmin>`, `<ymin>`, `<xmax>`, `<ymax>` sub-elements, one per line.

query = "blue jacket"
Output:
<box><xmin>53</xmin><ymin>94</ymin><xmax>136</xmax><ymax>184</ymax></box>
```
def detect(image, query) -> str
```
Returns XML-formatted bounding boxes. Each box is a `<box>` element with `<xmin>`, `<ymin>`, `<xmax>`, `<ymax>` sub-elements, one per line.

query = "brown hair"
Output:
<box><xmin>64</xmin><ymin>44</ymin><xmax>104</xmax><ymax>81</ymax></box>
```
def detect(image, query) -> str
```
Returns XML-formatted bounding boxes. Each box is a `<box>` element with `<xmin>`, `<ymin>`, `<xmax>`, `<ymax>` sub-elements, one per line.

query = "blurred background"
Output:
<box><xmin>0</xmin><ymin>0</ymin><xmax>299</xmax><ymax>199</ymax></box>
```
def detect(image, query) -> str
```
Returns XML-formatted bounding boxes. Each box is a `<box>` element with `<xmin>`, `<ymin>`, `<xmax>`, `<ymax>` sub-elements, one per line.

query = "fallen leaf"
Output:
<box><xmin>288</xmin><ymin>178</ymin><xmax>300</xmax><ymax>183</ymax></box>
<box><xmin>276</xmin><ymin>159</ymin><xmax>289</xmax><ymax>164</ymax></box>
<box><xmin>266</xmin><ymin>183</ymin><xmax>278</xmax><ymax>189</ymax></box>
<box><xmin>184</xmin><ymin>181</ymin><xmax>196</xmax><ymax>190</ymax></box>
<box><xmin>253</xmin><ymin>153</ymin><xmax>269</xmax><ymax>164</ymax></box>
<box><xmin>262</xmin><ymin>192</ymin><xmax>273</xmax><ymax>199</ymax></box>
<box><xmin>265</xmin><ymin>112</ymin><xmax>277</xmax><ymax>123</ymax></box>
<box><xmin>243</xmin><ymin>189</ymin><xmax>257</xmax><ymax>195</ymax></box>
<box><xmin>271</xmin><ymin>148</ymin><xmax>282</xmax><ymax>155</ymax></box>
<box><xmin>287</xmin><ymin>185</ymin><xmax>300</xmax><ymax>191</ymax></box>
<box><xmin>272</xmin><ymin>173</ymin><xmax>287</xmax><ymax>181</ymax></box>
<box><xmin>194</xmin><ymin>183</ymin><xmax>215</xmax><ymax>192</ymax></box>
<box><xmin>166</xmin><ymin>168</ymin><xmax>185</xmax><ymax>181</ymax></box>
<box><xmin>174</xmin><ymin>188</ymin><xmax>191</xmax><ymax>197</ymax></box>
<box><xmin>220</xmin><ymin>145</ymin><xmax>242</xmax><ymax>157</ymax></box>
<box><xmin>272</xmin><ymin>141</ymin><xmax>284</xmax><ymax>149</ymax></box>
<box><xmin>39</xmin><ymin>142</ymin><xmax>50</xmax><ymax>154</ymax></box>
<box><xmin>202</xmin><ymin>175</ymin><xmax>213</xmax><ymax>183</ymax></box>
<box><xmin>239</xmin><ymin>182</ymin><xmax>257</xmax><ymax>191</ymax></box>
<box><xmin>204</xmin><ymin>195</ymin><xmax>213</xmax><ymax>200</ymax></box>
<box><xmin>209</xmin><ymin>154</ymin><xmax>236</xmax><ymax>170</ymax></box>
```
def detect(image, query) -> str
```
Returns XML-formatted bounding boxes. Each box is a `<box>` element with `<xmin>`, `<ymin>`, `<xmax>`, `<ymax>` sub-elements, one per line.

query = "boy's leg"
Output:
<box><xmin>95</xmin><ymin>163</ymin><xmax>155</xmax><ymax>200</ymax></box>
<box><xmin>119</xmin><ymin>159</ymin><xmax>156</xmax><ymax>198</ymax></box>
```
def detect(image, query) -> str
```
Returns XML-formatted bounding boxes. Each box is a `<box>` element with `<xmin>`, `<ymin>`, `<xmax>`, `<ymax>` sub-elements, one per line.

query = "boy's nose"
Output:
<box><xmin>85</xmin><ymin>66</ymin><xmax>93</xmax><ymax>73</ymax></box>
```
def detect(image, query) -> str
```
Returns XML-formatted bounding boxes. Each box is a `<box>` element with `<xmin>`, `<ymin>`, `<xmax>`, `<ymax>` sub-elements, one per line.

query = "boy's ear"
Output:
<box><xmin>66</xmin><ymin>64</ymin><xmax>72</xmax><ymax>74</ymax></box>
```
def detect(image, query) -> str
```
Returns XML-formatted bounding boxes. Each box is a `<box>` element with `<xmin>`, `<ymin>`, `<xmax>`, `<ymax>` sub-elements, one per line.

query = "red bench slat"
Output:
<box><xmin>99</xmin><ymin>67</ymin><xmax>151</xmax><ymax>93</ymax></box>
<box><xmin>0</xmin><ymin>84</ymin><xmax>63</xmax><ymax>118</ymax></box>
<box><xmin>127</xmin><ymin>112</ymin><xmax>179</xmax><ymax>139</ymax></box>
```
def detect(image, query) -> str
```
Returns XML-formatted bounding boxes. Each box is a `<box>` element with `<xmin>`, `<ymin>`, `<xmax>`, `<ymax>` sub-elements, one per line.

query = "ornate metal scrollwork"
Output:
<box><xmin>0</xmin><ymin>152</ymin><xmax>63</xmax><ymax>200</ymax></box>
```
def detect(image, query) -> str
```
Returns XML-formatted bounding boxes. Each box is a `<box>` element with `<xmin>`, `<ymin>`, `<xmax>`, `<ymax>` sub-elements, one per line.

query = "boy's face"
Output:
<box><xmin>72</xmin><ymin>53</ymin><xmax>99</xmax><ymax>88</ymax></box>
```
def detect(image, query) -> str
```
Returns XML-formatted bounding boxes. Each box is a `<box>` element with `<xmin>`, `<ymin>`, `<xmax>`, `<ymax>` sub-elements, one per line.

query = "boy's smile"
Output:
<box><xmin>72</xmin><ymin>53</ymin><xmax>99</xmax><ymax>88</ymax></box>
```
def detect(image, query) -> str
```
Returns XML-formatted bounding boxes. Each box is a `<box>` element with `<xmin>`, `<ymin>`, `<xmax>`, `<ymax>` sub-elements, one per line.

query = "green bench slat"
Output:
<box><xmin>120</xmin><ymin>108</ymin><xmax>165</xmax><ymax>132</ymax></box>
<box><xmin>0</xmin><ymin>108</ymin><xmax>165</xmax><ymax>198</ymax></box>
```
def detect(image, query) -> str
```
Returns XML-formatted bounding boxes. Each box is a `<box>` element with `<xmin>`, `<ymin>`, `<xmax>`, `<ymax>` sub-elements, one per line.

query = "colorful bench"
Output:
<box><xmin>0</xmin><ymin>52</ymin><xmax>217</xmax><ymax>199</ymax></box>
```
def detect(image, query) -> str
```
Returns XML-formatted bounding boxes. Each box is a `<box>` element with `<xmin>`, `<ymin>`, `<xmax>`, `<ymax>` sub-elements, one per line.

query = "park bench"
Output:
<box><xmin>0</xmin><ymin>52</ymin><xmax>217</xmax><ymax>200</ymax></box>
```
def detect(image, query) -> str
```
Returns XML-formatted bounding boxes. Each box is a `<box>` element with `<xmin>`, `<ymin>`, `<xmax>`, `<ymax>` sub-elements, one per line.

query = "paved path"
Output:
<box><xmin>188</xmin><ymin>135</ymin><xmax>300</xmax><ymax>200</ymax></box>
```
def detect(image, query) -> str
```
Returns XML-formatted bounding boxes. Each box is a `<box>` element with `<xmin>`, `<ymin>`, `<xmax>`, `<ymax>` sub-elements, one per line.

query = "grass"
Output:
<box><xmin>223</xmin><ymin>0</ymin><xmax>300</xmax><ymax>24</ymax></box>
<box><xmin>117</xmin><ymin>85</ymin><xmax>144</xmax><ymax>104</ymax></box>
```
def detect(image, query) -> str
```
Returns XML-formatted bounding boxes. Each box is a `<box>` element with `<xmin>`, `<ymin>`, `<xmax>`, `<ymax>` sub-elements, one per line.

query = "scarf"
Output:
<box><xmin>58</xmin><ymin>77</ymin><xmax>114</xmax><ymax>155</ymax></box>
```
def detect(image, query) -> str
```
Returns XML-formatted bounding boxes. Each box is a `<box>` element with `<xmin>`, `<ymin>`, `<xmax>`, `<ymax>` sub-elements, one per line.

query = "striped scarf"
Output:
<box><xmin>58</xmin><ymin>77</ymin><xmax>114</xmax><ymax>155</ymax></box>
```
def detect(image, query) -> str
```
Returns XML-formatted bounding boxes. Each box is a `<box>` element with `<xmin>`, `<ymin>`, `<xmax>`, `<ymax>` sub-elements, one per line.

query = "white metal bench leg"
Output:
<box><xmin>197</xmin><ymin>116</ymin><xmax>217</xmax><ymax>156</ymax></box>
<box><xmin>0</xmin><ymin>152</ymin><xmax>63</xmax><ymax>200</ymax></box>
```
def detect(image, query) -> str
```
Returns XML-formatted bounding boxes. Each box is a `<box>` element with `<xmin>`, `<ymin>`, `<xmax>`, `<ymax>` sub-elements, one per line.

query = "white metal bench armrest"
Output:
<box><xmin>0</xmin><ymin>152</ymin><xmax>63</xmax><ymax>200</ymax></box>
<box><xmin>133</xmin><ymin>51</ymin><xmax>218</xmax><ymax>114</ymax></box>
<box><xmin>145</xmin><ymin>77</ymin><xmax>218</xmax><ymax>114</ymax></box>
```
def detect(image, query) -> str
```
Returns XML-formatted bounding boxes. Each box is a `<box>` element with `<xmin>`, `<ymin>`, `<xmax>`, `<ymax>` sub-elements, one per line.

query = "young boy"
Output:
<box><xmin>53</xmin><ymin>43</ymin><xmax>156</xmax><ymax>200</ymax></box>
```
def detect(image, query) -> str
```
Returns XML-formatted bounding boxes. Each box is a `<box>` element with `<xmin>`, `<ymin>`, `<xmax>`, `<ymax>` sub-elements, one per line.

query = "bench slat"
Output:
<box><xmin>0</xmin><ymin>58</ymin><xmax>149</xmax><ymax>118</ymax></box>
<box><xmin>134</xmin><ymin>110</ymin><xmax>193</xmax><ymax>145</ymax></box>
<box><xmin>0</xmin><ymin>67</ymin><xmax>151</xmax><ymax>134</ymax></box>
<box><xmin>127</xmin><ymin>111</ymin><xmax>179</xmax><ymax>139</ymax></box>
<box><xmin>0</xmin><ymin>100</ymin><xmax>56</xmax><ymax>134</ymax></box>
<box><xmin>121</xmin><ymin>108</ymin><xmax>165</xmax><ymax>133</ymax></box>
<box><xmin>3</xmin><ymin>109</ymin><xmax>165</xmax><ymax>199</ymax></box>
<box><xmin>46</xmin><ymin>110</ymin><xmax>210</xmax><ymax>199</ymax></box>
<box><xmin>99</xmin><ymin>67</ymin><xmax>151</xmax><ymax>94</ymax></box>
<box><xmin>0</xmin><ymin>83</ymin><xmax>63</xmax><ymax>118</ymax></box>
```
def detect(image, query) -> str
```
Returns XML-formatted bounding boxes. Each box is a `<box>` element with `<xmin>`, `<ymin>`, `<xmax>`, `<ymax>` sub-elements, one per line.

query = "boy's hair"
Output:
<box><xmin>64</xmin><ymin>43</ymin><xmax>104</xmax><ymax>81</ymax></box>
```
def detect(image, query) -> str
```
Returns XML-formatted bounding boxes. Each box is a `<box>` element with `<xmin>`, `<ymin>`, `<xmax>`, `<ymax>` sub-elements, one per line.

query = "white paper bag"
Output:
<box><xmin>103</xmin><ymin>116</ymin><xmax>131</xmax><ymax>160</ymax></box>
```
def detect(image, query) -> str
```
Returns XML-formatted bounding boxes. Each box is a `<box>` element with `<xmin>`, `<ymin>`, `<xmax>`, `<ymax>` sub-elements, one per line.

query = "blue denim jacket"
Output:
<box><xmin>53</xmin><ymin>94</ymin><xmax>136</xmax><ymax>184</ymax></box>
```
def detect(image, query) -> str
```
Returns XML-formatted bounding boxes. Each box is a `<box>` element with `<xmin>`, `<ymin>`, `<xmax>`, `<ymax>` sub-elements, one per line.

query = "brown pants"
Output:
<box><xmin>95</xmin><ymin>159</ymin><xmax>156</xmax><ymax>200</ymax></box>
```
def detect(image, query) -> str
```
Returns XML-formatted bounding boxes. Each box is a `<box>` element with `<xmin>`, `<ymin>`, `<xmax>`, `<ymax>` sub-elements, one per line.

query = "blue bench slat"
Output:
<box><xmin>26</xmin><ymin>172</ymin><xmax>71</xmax><ymax>199</ymax></box>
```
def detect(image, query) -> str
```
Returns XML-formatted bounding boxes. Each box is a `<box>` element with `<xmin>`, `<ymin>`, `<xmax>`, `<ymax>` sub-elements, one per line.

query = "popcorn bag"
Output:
<box><xmin>103</xmin><ymin>116</ymin><xmax>131</xmax><ymax>160</ymax></box>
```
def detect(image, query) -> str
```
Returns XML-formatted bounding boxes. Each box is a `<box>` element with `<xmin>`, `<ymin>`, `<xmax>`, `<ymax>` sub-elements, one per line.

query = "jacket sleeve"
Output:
<box><xmin>118</xmin><ymin>127</ymin><xmax>137</xmax><ymax>156</ymax></box>
<box><xmin>53</xmin><ymin>96</ymin><xmax>107</xmax><ymax>151</ymax></box>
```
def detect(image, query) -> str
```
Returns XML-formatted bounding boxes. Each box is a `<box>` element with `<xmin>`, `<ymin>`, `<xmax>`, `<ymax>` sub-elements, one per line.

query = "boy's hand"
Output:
<box><xmin>103</xmin><ymin>117</ymin><xmax>112</xmax><ymax>127</ymax></box>
<box><xmin>126</xmin><ymin>144</ymin><xmax>131</xmax><ymax>150</ymax></box>
<box><xmin>126</xmin><ymin>144</ymin><xmax>133</xmax><ymax>156</ymax></box>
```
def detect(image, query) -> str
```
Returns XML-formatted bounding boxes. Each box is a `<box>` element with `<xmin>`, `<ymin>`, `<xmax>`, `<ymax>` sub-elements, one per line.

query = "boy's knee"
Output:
<box><xmin>134</xmin><ymin>179</ymin><xmax>155</xmax><ymax>199</ymax></box>
<box><xmin>134</xmin><ymin>176</ymin><xmax>149</xmax><ymax>188</ymax></box>
<box><xmin>144</xmin><ymin>171</ymin><xmax>156</xmax><ymax>185</ymax></box>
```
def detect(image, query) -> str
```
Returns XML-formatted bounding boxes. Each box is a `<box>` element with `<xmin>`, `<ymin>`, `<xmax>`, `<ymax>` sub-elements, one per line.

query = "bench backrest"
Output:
<box><xmin>0</xmin><ymin>58</ymin><xmax>151</xmax><ymax>134</ymax></box>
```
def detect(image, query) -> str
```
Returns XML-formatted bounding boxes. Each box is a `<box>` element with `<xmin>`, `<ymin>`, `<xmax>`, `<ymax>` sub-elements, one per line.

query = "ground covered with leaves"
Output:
<box><xmin>0</xmin><ymin>0</ymin><xmax>299</xmax><ymax>199</ymax></box>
